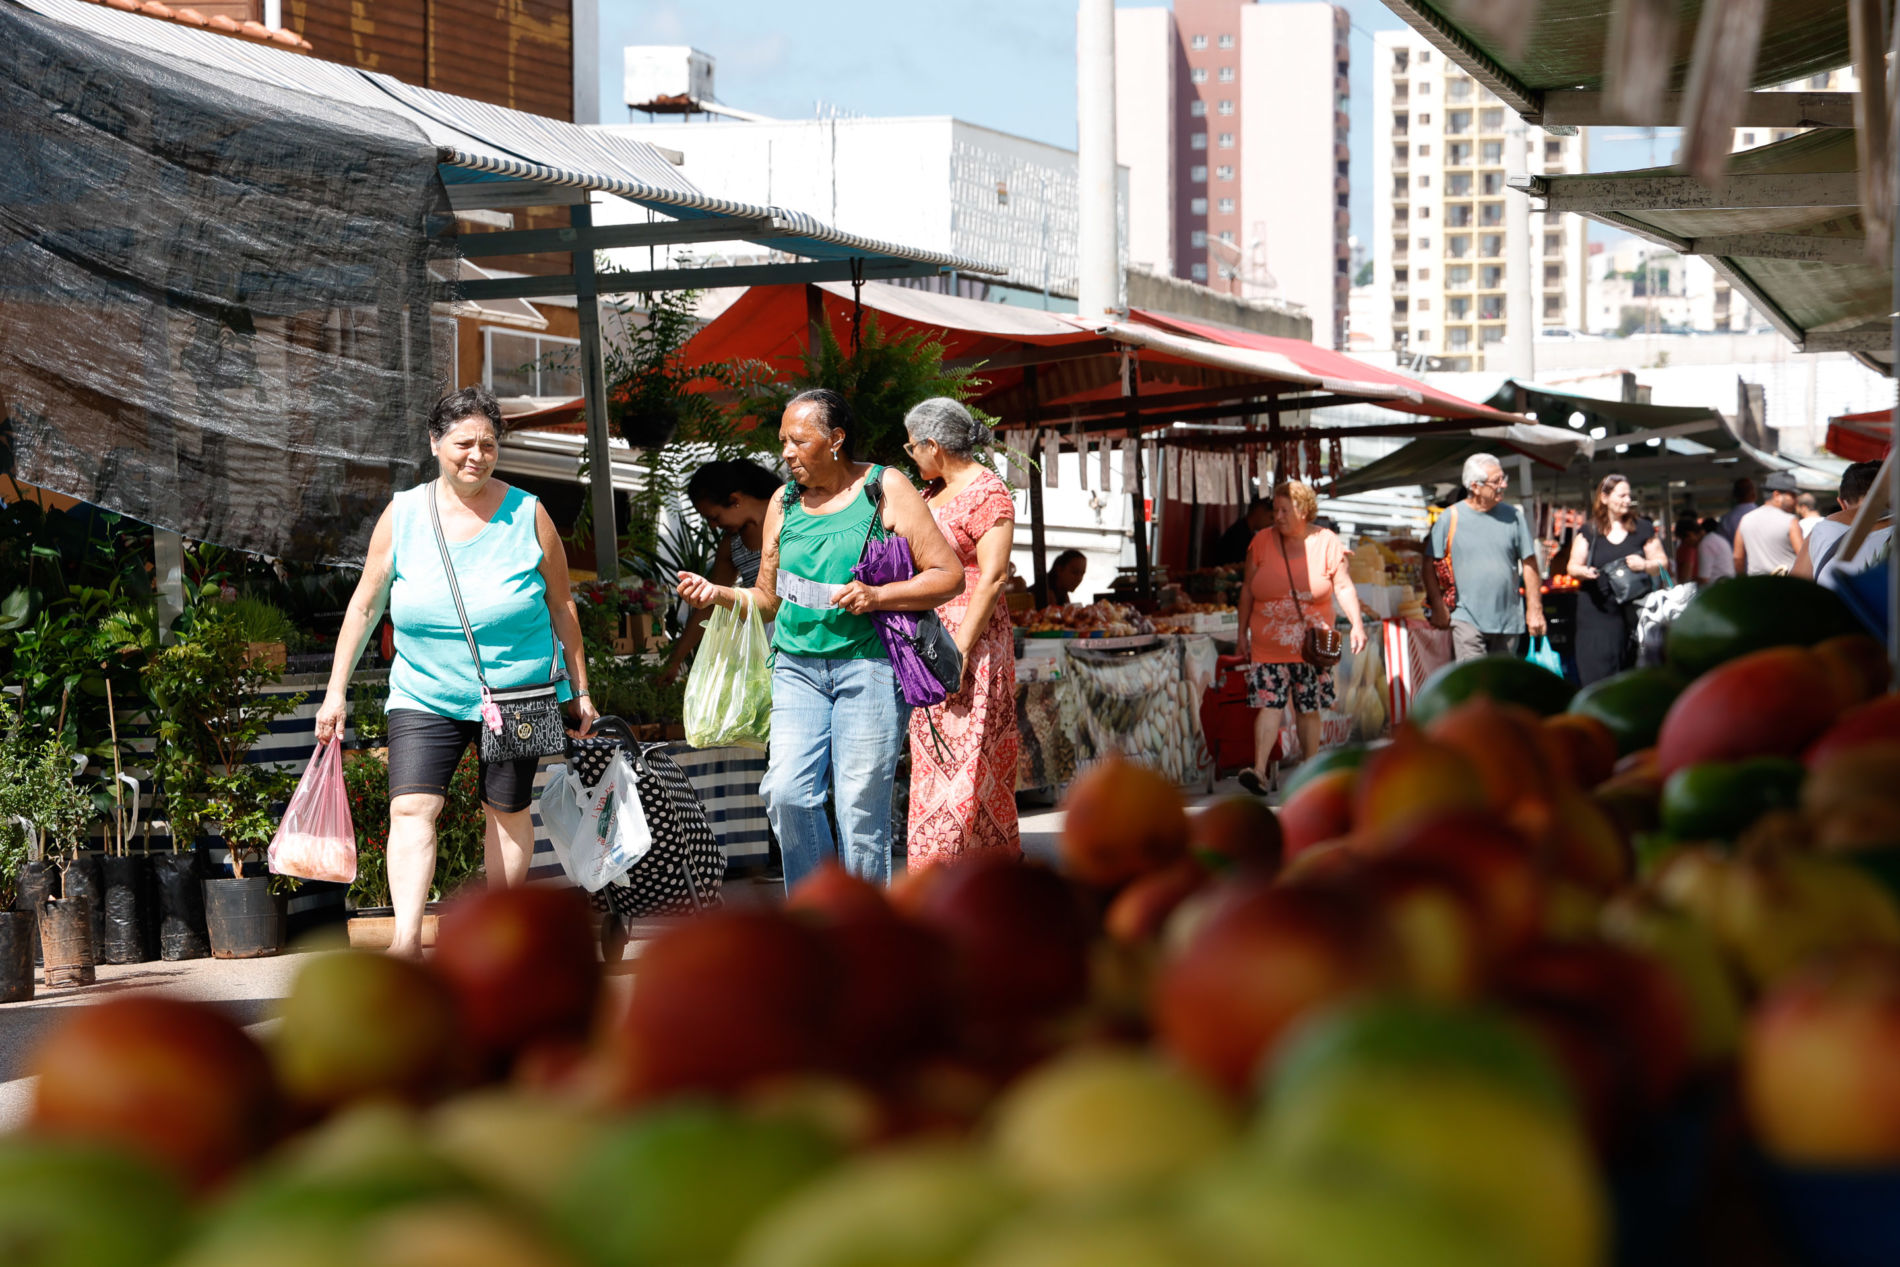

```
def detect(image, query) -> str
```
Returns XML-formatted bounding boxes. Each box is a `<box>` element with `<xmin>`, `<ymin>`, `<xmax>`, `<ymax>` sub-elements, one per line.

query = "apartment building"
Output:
<box><xmin>1116</xmin><ymin>1</ymin><xmax>1352</xmax><ymax>348</ymax></box>
<box><xmin>1369</xmin><ymin>30</ymin><xmax>1589</xmax><ymax>369</ymax></box>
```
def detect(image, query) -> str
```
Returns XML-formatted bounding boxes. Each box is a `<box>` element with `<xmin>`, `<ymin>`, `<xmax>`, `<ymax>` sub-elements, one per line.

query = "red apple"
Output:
<box><xmin>1656</xmin><ymin>647</ymin><xmax>1841</xmax><ymax>775</ymax></box>
<box><xmin>902</xmin><ymin>855</ymin><xmax>1092</xmax><ymax>1037</ymax></box>
<box><xmin>1745</xmin><ymin>948</ymin><xmax>1900</xmax><ymax>1165</ymax></box>
<box><xmin>432</xmin><ymin>886</ymin><xmax>603</xmax><ymax>1071</ymax></box>
<box><xmin>1276</xmin><ymin>769</ymin><xmax>1357</xmax><ymax>861</ymax></box>
<box><xmin>610</xmin><ymin>907</ymin><xmax>836</xmax><ymax>1101</ymax></box>
<box><xmin>1377</xmin><ymin>812</ymin><xmax>1545</xmax><ymax>956</ymax></box>
<box><xmin>1059</xmin><ymin>755</ymin><xmax>1190</xmax><ymax>888</ymax></box>
<box><xmin>28</xmin><ymin>996</ymin><xmax>279</xmax><ymax>1191</ymax></box>
<box><xmin>1426</xmin><ymin>697</ymin><xmax>1563</xmax><ymax>835</ymax></box>
<box><xmin>1152</xmin><ymin>882</ymin><xmax>1390</xmax><ymax>1093</ymax></box>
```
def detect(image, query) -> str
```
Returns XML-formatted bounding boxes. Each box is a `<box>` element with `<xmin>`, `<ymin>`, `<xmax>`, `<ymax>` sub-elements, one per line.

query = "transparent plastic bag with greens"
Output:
<box><xmin>682</xmin><ymin>592</ymin><xmax>772</xmax><ymax>750</ymax></box>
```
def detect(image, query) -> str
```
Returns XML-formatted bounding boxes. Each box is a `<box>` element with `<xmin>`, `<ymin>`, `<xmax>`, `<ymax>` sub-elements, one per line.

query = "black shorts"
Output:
<box><xmin>386</xmin><ymin>708</ymin><xmax>541</xmax><ymax>813</ymax></box>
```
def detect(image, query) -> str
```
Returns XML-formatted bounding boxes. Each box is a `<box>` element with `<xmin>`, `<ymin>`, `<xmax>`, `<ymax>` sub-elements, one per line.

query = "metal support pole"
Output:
<box><xmin>1076</xmin><ymin>0</ymin><xmax>1121</xmax><ymax>323</ymax></box>
<box><xmin>570</xmin><ymin>201</ymin><xmax>619</xmax><ymax>582</ymax></box>
<box><xmin>1124</xmin><ymin>355</ymin><xmax>1152</xmax><ymax>600</ymax></box>
<box><xmin>1026</xmin><ymin>365</ymin><xmax>1050</xmax><ymax>608</ymax></box>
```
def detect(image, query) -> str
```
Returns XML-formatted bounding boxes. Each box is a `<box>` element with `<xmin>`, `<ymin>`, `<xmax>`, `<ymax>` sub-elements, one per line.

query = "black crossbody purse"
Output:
<box><xmin>428</xmin><ymin>482</ymin><xmax>568</xmax><ymax>762</ymax></box>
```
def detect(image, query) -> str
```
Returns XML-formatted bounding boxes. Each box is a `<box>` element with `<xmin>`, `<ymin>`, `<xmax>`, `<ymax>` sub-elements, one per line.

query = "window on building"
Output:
<box><xmin>1218</xmin><ymin>99</ymin><xmax>1235</xmax><ymax>115</ymax></box>
<box><xmin>1481</xmin><ymin>171</ymin><xmax>1503</xmax><ymax>195</ymax></box>
<box><xmin>1480</xmin><ymin>233</ymin><xmax>1503</xmax><ymax>257</ymax></box>
<box><xmin>1394</xmin><ymin>144</ymin><xmax>1409</xmax><ymax>165</ymax></box>
<box><xmin>1191</xmin><ymin>230</ymin><xmax>1207</xmax><ymax>247</ymax></box>
<box><xmin>1544</xmin><ymin>233</ymin><xmax>1562</xmax><ymax>256</ymax></box>
<box><xmin>1190</xmin><ymin>34</ymin><xmax>1207</xmax><ymax>49</ymax></box>
<box><xmin>1219</xmin><ymin>229</ymin><xmax>1234</xmax><ymax>242</ymax></box>
<box><xmin>1190</xmin><ymin>165</ymin><xmax>1208</xmax><ymax>182</ymax></box>
<box><xmin>1418</xmin><ymin>205</ymin><xmax>1431</xmax><ymax>219</ymax></box>
<box><xmin>1741</xmin><ymin>131</ymin><xmax>1756</xmax><ymax>146</ymax></box>
<box><xmin>1191</xmin><ymin>67</ymin><xmax>1208</xmax><ymax>83</ymax></box>
<box><xmin>1447</xmin><ymin>141</ymin><xmax>1472</xmax><ymax>165</ymax></box>
<box><xmin>1218</xmin><ymin>132</ymin><xmax>1235</xmax><ymax>148</ymax></box>
<box><xmin>1417</xmin><ymin>329</ymin><xmax>1431</xmax><ymax>341</ymax></box>
<box><xmin>1446</xmin><ymin>203</ymin><xmax>1472</xmax><ymax>227</ymax></box>
<box><xmin>1418</xmin><ymin>143</ymin><xmax>1431</xmax><ymax>156</ymax></box>
<box><xmin>1417</xmin><ymin>236</ymin><xmax>1430</xmax><ymax>248</ymax></box>
<box><xmin>1544</xmin><ymin>139</ymin><xmax>1563</xmax><ymax>161</ymax></box>
<box><xmin>1394</xmin><ymin>298</ymin><xmax>1409</xmax><ymax>315</ymax></box>
<box><xmin>1394</xmin><ymin>237</ymin><xmax>1409</xmax><ymax>254</ymax></box>
<box><xmin>1417</xmin><ymin>80</ymin><xmax>1431</xmax><ymax>94</ymax></box>
<box><xmin>1448</xmin><ymin>296</ymin><xmax>1470</xmax><ymax>319</ymax></box>
<box><xmin>1481</xmin><ymin>140</ymin><xmax>1503</xmax><ymax>163</ymax></box>
<box><xmin>1191</xmin><ymin>262</ymin><xmax>1208</xmax><ymax>281</ymax></box>
<box><xmin>1417</xmin><ymin>298</ymin><xmax>1431</xmax><ymax>311</ymax></box>
<box><xmin>1448</xmin><ymin>264</ymin><xmax>1471</xmax><ymax>286</ymax></box>
<box><xmin>1544</xmin><ymin>295</ymin><xmax>1563</xmax><ymax>319</ymax></box>
<box><xmin>1218</xmin><ymin>33</ymin><xmax>1234</xmax><ymax>48</ymax></box>
<box><xmin>1480</xmin><ymin>264</ymin><xmax>1504</xmax><ymax>288</ymax></box>
<box><xmin>1418</xmin><ymin>174</ymin><xmax>1431</xmax><ymax>188</ymax></box>
<box><xmin>1417</xmin><ymin>113</ymin><xmax>1431</xmax><ymax>125</ymax></box>
<box><xmin>485</xmin><ymin>330</ymin><xmax>580</xmax><ymax>399</ymax></box>
<box><xmin>1416</xmin><ymin>266</ymin><xmax>1430</xmax><ymax>280</ymax></box>
<box><xmin>1480</xmin><ymin>294</ymin><xmax>1505</xmax><ymax>319</ymax></box>
<box><xmin>1448</xmin><ymin>326</ymin><xmax>1470</xmax><ymax>349</ymax></box>
<box><xmin>1218</xmin><ymin>66</ymin><xmax>1235</xmax><ymax>82</ymax></box>
<box><xmin>1393</xmin><ymin>49</ymin><xmax>1409</xmax><ymax>71</ymax></box>
<box><xmin>1191</xmin><ymin>133</ymin><xmax>1208</xmax><ymax>150</ymax></box>
<box><xmin>1447</xmin><ymin>171</ymin><xmax>1471</xmax><ymax>195</ymax></box>
<box><xmin>1447</xmin><ymin>234</ymin><xmax>1469</xmax><ymax>258</ymax></box>
<box><xmin>1190</xmin><ymin>100</ymin><xmax>1207</xmax><ymax>117</ymax></box>
<box><xmin>1544</xmin><ymin>263</ymin><xmax>1561</xmax><ymax>285</ymax></box>
<box><xmin>1217</xmin><ymin>197</ymin><xmax>1235</xmax><ymax>212</ymax></box>
<box><xmin>1483</xmin><ymin>325</ymin><xmax>1504</xmax><ymax>345</ymax></box>
<box><xmin>1480</xmin><ymin>201</ymin><xmax>1504</xmax><ymax>226</ymax></box>
<box><xmin>1189</xmin><ymin>197</ymin><xmax>1208</xmax><ymax>214</ymax></box>
<box><xmin>1447</xmin><ymin>109</ymin><xmax>1471</xmax><ymax>133</ymax></box>
<box><xmin>1418</xmin><ymin>49</ymin><xmax>1430</xmax><ymax>61</ymax></box>
<box><xmin>1216</xmin><ymin>165</ymin><xmax>1234</xmax><ymax>180</ymax></box>
<box><xmin>1448</xmin><ymin>78</ymin><xmax>1472</xmax><ymax>101</ymax></box>
<box><xmin>1480</xmin><ymin>107</ymin><xmax>1503</xmax><ymax>131</ymax></box>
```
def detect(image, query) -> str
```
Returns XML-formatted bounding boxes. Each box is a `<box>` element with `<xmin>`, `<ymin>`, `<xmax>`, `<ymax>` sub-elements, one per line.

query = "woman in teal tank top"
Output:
<box><xmin>677</xmin><ymin>389</ymin><xmax>964</xmax><ymax>889</ymax></box>
<box><xmin>313</xmin><ymin>387</ymin><xmax>598</xmax><ymax>957</ymax></box>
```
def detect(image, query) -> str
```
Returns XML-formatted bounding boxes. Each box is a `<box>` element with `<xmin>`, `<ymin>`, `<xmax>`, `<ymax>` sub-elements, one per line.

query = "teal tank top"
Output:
<box><xmin>386</xmin><ymin>481</ymin><xmax>572</xmax><ymax>721</ymax></box>
<box><xmin>773</xmin><ymin>466</ymin><xmax>888</xmax><ymax>661</ymax></box>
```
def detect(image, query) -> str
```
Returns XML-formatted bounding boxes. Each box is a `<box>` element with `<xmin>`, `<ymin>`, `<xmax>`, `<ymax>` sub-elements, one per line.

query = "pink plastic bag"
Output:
<box><xmin>268</xmin><ymin>740</ymin><xmax>357</xmax><ymax>884</ymax></box>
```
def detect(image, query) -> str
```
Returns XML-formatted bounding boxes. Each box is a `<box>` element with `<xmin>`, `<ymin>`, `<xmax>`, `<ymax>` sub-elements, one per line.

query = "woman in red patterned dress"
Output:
<box><xmin>902</xmin><ymin>398</ymin><xmax>1020</xmax><ymax>867</ymax></box>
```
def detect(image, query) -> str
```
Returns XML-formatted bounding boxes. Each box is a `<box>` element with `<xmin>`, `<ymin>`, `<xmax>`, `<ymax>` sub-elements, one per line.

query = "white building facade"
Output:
<box><xmin>594</xmin><ymin>116</ymin><xmax>1127</xmax><ymax>307</ymax></box>
<box><xmin>1369</xmin><ymin>30</ymin><xmax>1589</xmax><ymax>370</ymax></box>
<box><xmin>1114</xmin><ymin>1</ymin><xmax>1351</xmax><ymax>348</ymax></box>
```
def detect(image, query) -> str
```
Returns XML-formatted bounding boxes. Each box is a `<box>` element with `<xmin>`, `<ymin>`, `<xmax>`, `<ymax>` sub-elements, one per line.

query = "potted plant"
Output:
<box><xmin>143</xmin><ymin>604</ymin><xmax>303</xmax><ymax>959</ymax></box>
<box><xmin>23</xmin><ymin>735</ymin><xmax>98</xmax><ymax>988</ymax></box>
<box><xmin>0</xmin><ymin>695</ymin><xmax>36</xmax><ymax>1001</ymax></box>
<box><xmin>224</xmin><ymin>594</ymin><xmax>298</xmax><ymax>672</ymax></box>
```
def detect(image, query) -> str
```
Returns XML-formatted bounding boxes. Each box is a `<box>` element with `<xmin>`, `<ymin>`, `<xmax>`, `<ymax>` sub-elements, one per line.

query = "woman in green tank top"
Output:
<box><xmin>677</xmin><ymin>389</ymin><xmax>964</xmax><ymax>889</ymax></box>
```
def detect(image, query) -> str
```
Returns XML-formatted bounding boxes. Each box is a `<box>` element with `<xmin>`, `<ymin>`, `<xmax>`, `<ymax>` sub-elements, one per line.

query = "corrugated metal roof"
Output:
<box><xmin>13</xmin><ymin>0</ymin><xmax>997</xmax><ymax>275</ymax></box>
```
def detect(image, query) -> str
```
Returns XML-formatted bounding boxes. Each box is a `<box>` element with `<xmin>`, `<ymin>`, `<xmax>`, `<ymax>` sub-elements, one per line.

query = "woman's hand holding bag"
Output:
<box><xmin>682</xmin><ymin>591</ymin><xmax>773</xmax><ymax>751</ymax></box>
<box><xmin>268</xmin><ymin>740</ymin><xmax>356</xmax><ymax>885</ymax></box>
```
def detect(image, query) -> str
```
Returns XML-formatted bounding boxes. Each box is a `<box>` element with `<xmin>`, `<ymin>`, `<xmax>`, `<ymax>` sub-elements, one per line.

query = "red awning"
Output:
<box><xmin>1826</xmin><ymin>408</ymin><xmax>1891</xmax><ymax>462</ymax></box>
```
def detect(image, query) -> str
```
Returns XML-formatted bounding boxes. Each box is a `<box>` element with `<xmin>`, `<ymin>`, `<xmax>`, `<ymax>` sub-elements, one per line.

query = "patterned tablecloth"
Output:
<box><xmin>527</xmin><ymin>743</ymin><xmax>771</xmax><ymax>883</ymax></box>
<box><xmin>1015</xmin><ymin>636</ymin><xmax>1218</xmax><ymax>793</ymax></box>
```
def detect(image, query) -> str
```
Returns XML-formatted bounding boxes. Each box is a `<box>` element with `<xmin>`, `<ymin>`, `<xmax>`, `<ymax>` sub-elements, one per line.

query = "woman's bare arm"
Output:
<box><xmin>536</xmin><ymin>504</ymin><xmax>597</xmax><ymax>733</ymax></box>
<box><xmin>957</xmin><ymin>519</ymin><xmax>1014</xmax><ymax>656</ymax></box>
<box><xmin>852</xmin><ymin>467</ymin><xmax>965</xmax><ymax>612</ymax></box>
<box><xmin>678</xmin><ymin>497</ymin><xmax>784</xmax><ymax>620</ymax></box>
<box><xmin>314</xmin><ymin>507</ymin><xmax>395</xmax><ymax>744</ymax></box>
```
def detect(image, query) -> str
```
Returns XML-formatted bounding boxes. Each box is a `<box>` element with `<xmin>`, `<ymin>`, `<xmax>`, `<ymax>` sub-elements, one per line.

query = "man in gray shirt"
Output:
<box><xmin>1734</xmin><ymin>471</ymin><xmax>1803</xmax><ymax>576</ymax></box>
<box><xmin>1423</xmin><ymin>453</ymin><xmax>1547</xmax><ymax>661</ymax></box>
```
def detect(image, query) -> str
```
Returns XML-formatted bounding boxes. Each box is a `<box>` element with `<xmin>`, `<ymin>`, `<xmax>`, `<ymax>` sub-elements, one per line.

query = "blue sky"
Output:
<box><xmin>596</xmin><ymin>0</ymin><xmax>1673</xmax><ymax>251</ymax></box>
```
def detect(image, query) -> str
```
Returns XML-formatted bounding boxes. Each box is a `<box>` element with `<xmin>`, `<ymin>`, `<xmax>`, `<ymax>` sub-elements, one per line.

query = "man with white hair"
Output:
<box><xmin>1422</xmin><ymin>453</ymin><xmax>1547</xmax><ymax>661</ymax></box>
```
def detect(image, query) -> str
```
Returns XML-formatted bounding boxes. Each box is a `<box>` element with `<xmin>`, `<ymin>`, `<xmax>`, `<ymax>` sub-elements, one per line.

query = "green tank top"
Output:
<box><xmin>772</xmin><ymin>466</ymin><xmax>889</xmax><ymax>661</ymax></box>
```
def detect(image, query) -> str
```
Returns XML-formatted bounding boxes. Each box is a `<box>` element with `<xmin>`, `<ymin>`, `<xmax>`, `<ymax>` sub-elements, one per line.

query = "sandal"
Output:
<box><xmin>1236</xmin><ymin>767</ymin><xmax>1267</xmax><ymax>797</ymax></box>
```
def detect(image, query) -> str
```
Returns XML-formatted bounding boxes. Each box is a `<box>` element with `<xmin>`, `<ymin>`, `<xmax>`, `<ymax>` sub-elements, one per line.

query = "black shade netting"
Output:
<box><xmin>0</xmin><ymin>3</ymin><xmax>461</xmax><ymax>564</ymax></box>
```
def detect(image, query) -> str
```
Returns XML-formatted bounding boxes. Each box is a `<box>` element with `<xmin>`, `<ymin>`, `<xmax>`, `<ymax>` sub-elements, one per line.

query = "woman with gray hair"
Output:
<box><xmin>901</xmin><ymin>397</ymin><xmax>1021</xmax><ymax>867</ymax></box>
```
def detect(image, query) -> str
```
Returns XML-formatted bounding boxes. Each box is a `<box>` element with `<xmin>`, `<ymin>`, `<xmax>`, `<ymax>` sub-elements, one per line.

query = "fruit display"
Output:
<box><xmin>1151</xmin><ymin>602</ymin><xmax>1237</xmax><ymax>637</ymax></box>
<box><xmin>1012</xmin><ymin>602</ymin><xmax>1153</xmax><ymax>638</ymax></box>
<box><xmin>6</xmin><ymin>574</ymin><xmax>1898</xmax><ymax>1266</ymax></box>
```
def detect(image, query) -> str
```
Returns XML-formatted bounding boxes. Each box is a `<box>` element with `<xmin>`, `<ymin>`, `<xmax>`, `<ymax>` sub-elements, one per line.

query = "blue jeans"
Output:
<box><xmin>761</xmin><ymin>653</ymin><xmax>906</xmax><ymax>891</ymax></box>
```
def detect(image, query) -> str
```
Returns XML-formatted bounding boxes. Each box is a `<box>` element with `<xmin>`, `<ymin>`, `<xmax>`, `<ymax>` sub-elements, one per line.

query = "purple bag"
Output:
<box><xmin>853</xmin><ymin>474</ymin><xmax>964</xmax><ymax>708</ymax></box>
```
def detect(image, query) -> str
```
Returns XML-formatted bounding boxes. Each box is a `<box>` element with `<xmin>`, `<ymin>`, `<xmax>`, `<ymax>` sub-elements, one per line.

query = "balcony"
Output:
<box><xmin>1392</xmin><ymin>282</ymin><xmax>1409</xmax><ymax>295</ymax></box>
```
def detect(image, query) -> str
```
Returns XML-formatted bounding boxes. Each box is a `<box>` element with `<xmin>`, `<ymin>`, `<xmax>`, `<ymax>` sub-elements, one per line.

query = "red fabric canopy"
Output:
<box><xmin>1826</xmin><ymin>408</ymin><xmax>1891</xmax><ymax>462</ymax></box>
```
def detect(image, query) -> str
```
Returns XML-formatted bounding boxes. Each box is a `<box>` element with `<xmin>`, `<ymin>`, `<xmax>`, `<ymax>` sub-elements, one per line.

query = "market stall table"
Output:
<box><xmin>1015</xmin><ymin>634</ymin><xmax>1219</xmax><ymax>794</ymax></box>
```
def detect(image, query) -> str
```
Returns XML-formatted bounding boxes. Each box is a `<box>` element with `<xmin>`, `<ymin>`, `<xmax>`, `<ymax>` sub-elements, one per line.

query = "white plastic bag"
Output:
<box><xmin>538</xmin><ymin>755</ymin><xmax>652</xmax><ymax>891</ymax></box>
<box><xmin>268</xmin><ymin>740</ymin><xmax>356</xmax><ymax>884</ymax></box>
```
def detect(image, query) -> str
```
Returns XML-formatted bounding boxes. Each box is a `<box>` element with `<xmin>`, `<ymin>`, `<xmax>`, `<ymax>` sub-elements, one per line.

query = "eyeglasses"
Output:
<box><xmin>1482</xmin><ymin>475</ymin><xmax>1511</xmax><ymax>489</ymax></box>
<box><xmin>902</xmin><ymin>439</ymin><xmax>932</xmax><ymax>456</ymax></box>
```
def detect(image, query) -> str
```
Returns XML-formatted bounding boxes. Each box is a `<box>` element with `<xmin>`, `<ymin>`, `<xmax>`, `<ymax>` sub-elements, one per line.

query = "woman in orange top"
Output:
<box><xmin>1234</xmin><ymin>480</ymin><xmax>1367</xmax><ymax>795</ymax></box>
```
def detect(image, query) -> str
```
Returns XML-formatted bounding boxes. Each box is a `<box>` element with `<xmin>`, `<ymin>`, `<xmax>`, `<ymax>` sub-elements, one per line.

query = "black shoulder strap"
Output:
<box><xmin>1814</xmin><ymin>530</ymin><xmax>1848</xmax><ymax>576</ymax></box>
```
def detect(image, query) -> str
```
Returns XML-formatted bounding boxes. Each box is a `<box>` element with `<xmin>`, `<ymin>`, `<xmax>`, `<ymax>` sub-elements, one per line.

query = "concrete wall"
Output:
<box><xmin>1127</xmin><ymin>266</ymin><xmax>1311</xmax><ymax>340</ymax></box>
<box><xmin>1114</xmin><ymin>6</ymin><xmax>1177</xmax><ymax>278</ymax></box>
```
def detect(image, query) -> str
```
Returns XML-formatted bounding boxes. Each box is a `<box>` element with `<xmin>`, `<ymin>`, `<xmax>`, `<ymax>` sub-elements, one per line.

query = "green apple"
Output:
<box><xmin>732</xmin><ymin>1145</ymin><xmax>1023</xmax><ymax>1267</ymax></box>
<box><xmin>177</xmin><ymin>1202</ymin><xmax>572</xmax><ymax>1267</ymax></box>
<box><xmin>988</xmin><ymin>1048</ymin><xmax>1236</xmax><ymax>1200</ymax></box>
<box><xmin>968</xmin><ymin>1208</ymin><xmax>1235</xmax><ymax>1267</ymax></box>
<box><xmin>556</xmin><ymin>1102</ymin><xmax>839</xmax><ymax>1267</ymax></box>
<box><xmin>0</xmin><ymin>1137</ymin><xmax>190</xmax><ymax>1267</ymax></box>
<box><xmin>272</xmin><ymin>950</ymin><xmax>462</xmax><ymax>1110</ymax></box>
<box><xmin>428</xmin><ymin>1091</ymin><xmax>608</xmax><ymax>1217</ymax></box>
<box><xmin>1186</xmin><ymin>1158</ymin><xmax>1518</xmax><ymax>1267</ymax></box>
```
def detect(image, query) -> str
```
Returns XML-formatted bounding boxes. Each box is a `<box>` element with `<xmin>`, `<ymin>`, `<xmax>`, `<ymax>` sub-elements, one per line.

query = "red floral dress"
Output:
<box><xmin>907</xmin><ymin>470</ymin><xmax>1020</xmax><ymax>869</ymax></box>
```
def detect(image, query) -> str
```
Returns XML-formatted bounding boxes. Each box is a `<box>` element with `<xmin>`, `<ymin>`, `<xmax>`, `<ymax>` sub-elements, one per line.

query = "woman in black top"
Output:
<box><xmin>1565</xmin><ymin>473</ymin><xmax>1669</xmax><ymax>685</ymax></box>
